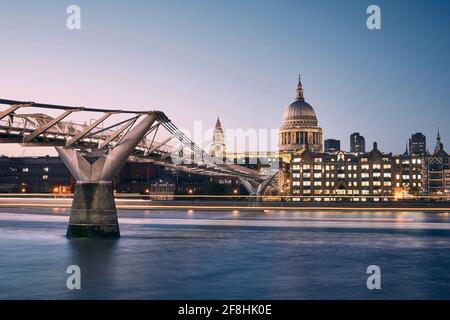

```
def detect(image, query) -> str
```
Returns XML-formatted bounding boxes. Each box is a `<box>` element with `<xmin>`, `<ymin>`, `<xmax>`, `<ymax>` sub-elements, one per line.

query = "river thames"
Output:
<box><xmin>1</xmin><ymin>207</ymin><xmax>450</xmax><ymax>299</ymax></box>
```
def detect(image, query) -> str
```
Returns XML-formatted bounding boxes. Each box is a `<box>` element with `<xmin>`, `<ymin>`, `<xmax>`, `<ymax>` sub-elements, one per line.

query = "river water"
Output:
<box><xmin>1</xmin><ymin>207</ymin><xmax>450</xmax><ymax>299</ymax></box>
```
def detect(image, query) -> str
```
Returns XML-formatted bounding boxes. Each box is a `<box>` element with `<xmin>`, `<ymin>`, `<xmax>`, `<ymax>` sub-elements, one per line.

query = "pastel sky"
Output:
<box><xmin>0</xmin><ymin>0</ymin><xmax>449</xmax><ymax>156</ymax></box>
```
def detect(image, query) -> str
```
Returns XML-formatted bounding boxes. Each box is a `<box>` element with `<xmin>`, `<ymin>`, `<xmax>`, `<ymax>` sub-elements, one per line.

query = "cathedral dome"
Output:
<box><xmin>281</xmin><ymin>77</ymin><xmax>318</xmax><ymax>129</ymax></box>
<box><xmin>283</xmin><ymin>100</ymin><xmax>316</xmax><ymax>119</ymax></box>
<box><xmin>278</xmin><ymin>75</ymin><xmax>323</xmax><ymax>153</ymax></box>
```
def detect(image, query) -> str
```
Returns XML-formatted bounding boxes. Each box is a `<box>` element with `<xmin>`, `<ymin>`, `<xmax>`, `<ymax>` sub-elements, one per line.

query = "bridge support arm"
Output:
<box><xmin>56</xmin><ymin>113</ymin><xmax>158</xmax><ymax>238</ymax></box>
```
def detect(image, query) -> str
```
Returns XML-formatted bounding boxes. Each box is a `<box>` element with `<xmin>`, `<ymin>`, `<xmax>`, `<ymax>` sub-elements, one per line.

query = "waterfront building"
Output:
<box><xmin>391</xmin><ymin>147</ymin><xmax>424</xmax><ymax>196</ymax></box>
<box><xmin>0</xmin><ymin>156</ymin><xmax>17</xmax><ymax>192</ymax></box>
<box><xmin>409</xmin><ymin>132</ymin><xmax>427</xmax><ymax>156</ymax></box>
<box><xmin>350</xmin><ymin>132</ymin><xmax>366</xmax><ymax>153</ymax></box>
<box><xmin>20</xmin><ymin>156</ymin><xmax>72</xmax><ymax>193</ymax></box>
<box><xmin>289</xmin><ymin>142</ymin><xmax>425</xmax><ymax>201</ymax></box>
<box><xmin>324</xmin><ymin>139</ymin><xmax>341</xmax><ymax>152</ymax></box>
<box><xmin>424</xmin><ymin>130</ymin><xmax>450</xmax><ymax>195</ymax></box>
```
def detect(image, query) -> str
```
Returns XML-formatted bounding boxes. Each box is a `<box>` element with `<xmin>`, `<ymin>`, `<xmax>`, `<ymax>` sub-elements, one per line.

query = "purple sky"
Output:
<box><xmin>1</xmin><ymin>0</ymin><xmax>449</xmax><ymax>157</ymax></box>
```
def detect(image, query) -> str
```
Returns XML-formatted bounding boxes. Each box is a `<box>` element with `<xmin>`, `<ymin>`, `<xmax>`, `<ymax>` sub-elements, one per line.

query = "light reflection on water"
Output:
<box><xmin>0</xmin><ymin>207</ymin><xmax>450</xmax><ymax>299</ymax></box>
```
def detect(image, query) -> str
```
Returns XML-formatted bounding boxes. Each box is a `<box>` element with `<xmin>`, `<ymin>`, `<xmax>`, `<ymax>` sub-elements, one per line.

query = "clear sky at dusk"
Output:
<box><xmin>0</xmin><ymin>0</ymin><xmax>449</xmax><ymax>156</ymax></box>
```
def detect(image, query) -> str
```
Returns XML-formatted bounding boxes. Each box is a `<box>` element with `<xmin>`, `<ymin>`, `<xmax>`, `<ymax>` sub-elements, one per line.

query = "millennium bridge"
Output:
<box><xmin>0</xmin><ymin>99</ymin><xmax>275</xmax><ymax>238</ymax></box>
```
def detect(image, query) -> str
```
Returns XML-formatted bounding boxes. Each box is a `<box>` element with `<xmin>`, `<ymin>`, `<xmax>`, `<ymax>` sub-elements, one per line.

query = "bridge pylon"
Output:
<box><xmin>56</xmin><ymin>114</ymin><xmax>158</xmax><ymax>238</ymax></box>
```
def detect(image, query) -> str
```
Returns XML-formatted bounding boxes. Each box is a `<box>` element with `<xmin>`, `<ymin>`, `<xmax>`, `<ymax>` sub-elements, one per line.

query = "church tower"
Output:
<box><xmin>210</xmin><ymin>117</ymin><xmax>226</xmax><ymax>158</ymax></box>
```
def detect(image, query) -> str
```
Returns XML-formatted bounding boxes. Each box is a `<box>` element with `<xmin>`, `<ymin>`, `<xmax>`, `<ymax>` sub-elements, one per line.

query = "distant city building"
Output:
<box><xmin>279</xmin><ymin>76</ymin><xmax>323</xmax><ymax>153</ymax></box>
<box><xmin>409</xmin><ymin>132</ymin><xmax>426</xmax><ymax>156</ymax></box>
<box><xmin>0</xmin><ymin>156</ymin><xmax>72</xmax><ymax>193</ymax></box>
<box><xmin>324</xmin><ymin>139</ymin><xmax>340</xmax><ymax>152</ymax></box>
<box><xmin>0</xmin><ymin>155</ymin><xmax>244</xmax><ymax>196</ymax></box>
<box><xmin>350</xmin><ymin>132</ymin><xmax>366</xmax><ymax>153</ymax></box>
<box><xmin>289</xmin><ymin>142</ymin><xmax>424</xmax><ymax>201</ymax></box>
<box><xmin>210</xmin><ymin>117</ymin><xmax>226</xmax><ymax>158</ymax></box>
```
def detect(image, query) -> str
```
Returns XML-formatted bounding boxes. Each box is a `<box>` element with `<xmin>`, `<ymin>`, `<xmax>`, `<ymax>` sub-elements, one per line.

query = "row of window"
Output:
<box><xmin>293</xmin><ymin>189</ymin><xmax>392</xmax><ymax>195</ymax></box>
<box><xmin>22</xmin><ymin>167</ymin><xmax>50</xmax><ymax>172</ymax></box>
<box><xmin>292</xmin><ymin>158</ymin><xmax>423</xmax><ymax>165</ymax></box>
<box><xmin>292</xmin><ymin>197</ymin><xmax>391</xmax><ymax>202</ymax></box>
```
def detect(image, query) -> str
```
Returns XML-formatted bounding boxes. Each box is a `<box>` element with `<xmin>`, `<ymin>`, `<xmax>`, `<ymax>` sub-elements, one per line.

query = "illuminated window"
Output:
<box><xmin>303</xmin><ymin>165</ymin><xmax>311</xmax><ymax>170</ymax></box>
<box><xmin>23</xmin><ymin>168</ymin><xmax>29</xmax><ymax>172</ymax></box>
<box><xmin>314</xmin><ymin>173</ymin><xmax>322</xmax><ymax>178</ymax></box>
<box><xmin>373</xmin><ymin>164</ymin><xmax>381</xmax><ymax>170</ymax></box>
<box><xmin>362</xmin><ymin>165</ymin><xmax>369</xmax><ymax>170</ymax></box>
<box><xmin>303</xmin><ymin>181</ymin><xmax>311</xmax><ymax>186</ymax></box>
<box><xmin>42</xmin><ymin>175</ymin><xmax>48</xmax><ymax>180</ymax></box>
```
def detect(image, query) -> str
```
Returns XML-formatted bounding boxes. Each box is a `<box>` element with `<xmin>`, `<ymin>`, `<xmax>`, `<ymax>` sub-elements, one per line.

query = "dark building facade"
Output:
<box><xmin>324</xmin><ymin>139</ymin><xmax>341</xmax><ymax>152</ymax></box>
<box><xmin>0</xmin><ymin>156</ymin><xmax>18</xmax><ymax>192</ymax></box>
<box><xmin>409</xmin><ymin>132</ymin><xmax>426</xmax><ymax>156</ymax></box>
<box><xmin>0</xmin><ymin>155</ymin><xmax>238</xmax><ymax>196</ymax></box>
<box><xmin>0</xmin><ymin>156</ymin><xmax>72</xmax><ymax>193</ymax></box>
<box><xmin>350</xmin><ymin>132</ymin><xmax>366</xmax><ymax>153</ymax></box>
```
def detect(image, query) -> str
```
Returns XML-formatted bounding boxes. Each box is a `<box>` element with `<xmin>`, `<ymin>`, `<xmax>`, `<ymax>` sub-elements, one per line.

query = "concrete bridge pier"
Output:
<box><xmin>56</xmin><ymin>114</ymin><xmax>157</xmax><ymax>238</ymax></box>
<box><xmin>67</xmin><ymin>183</ymin><xmax>119</xmax><ymax>238</ymax></box>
